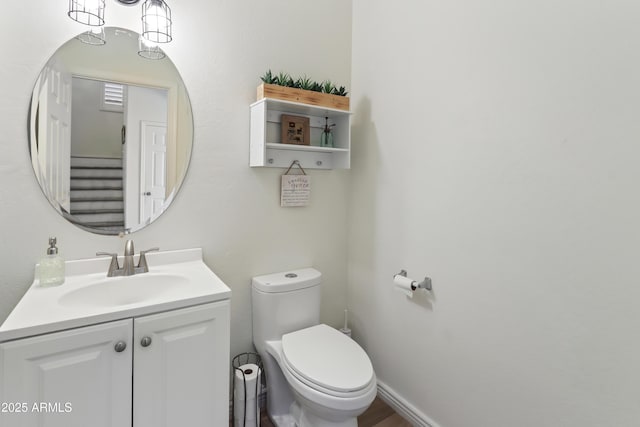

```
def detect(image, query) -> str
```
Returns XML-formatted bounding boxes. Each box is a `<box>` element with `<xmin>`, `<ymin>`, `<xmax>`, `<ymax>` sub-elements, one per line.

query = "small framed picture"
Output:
<box><xmin>281</xmin><ymin>114</ymin><xmax>310</xmax><ymax>146</ymax></box>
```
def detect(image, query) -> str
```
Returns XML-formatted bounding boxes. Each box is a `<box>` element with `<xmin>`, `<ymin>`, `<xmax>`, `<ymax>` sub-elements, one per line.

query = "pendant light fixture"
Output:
<box><xmin>141</xmin><ymin>0</ymin><xmax>172</xmax><ymax>44</ymax></box>
<box><xmin>76</xmin><ymin>26</ymin><xmax>107</xmax><ymax>45</ymax></box>
<box><xmin>68</xmin><ymin>0</ymin><xmax>106</xmax><ymax>26</ymax></box>
<box><xmin>138</xmin><ymin>36</ymin><xmax>166</xmax><ymax>60</ymax></box>
<box><xmin>68</xmin><ymin>0</ymin><xmax>172</xmax><ymax>57</ymax></box>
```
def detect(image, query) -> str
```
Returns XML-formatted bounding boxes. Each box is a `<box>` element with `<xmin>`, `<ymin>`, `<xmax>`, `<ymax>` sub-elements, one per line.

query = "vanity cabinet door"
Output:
<box><xmin>0</xmin><ymin>320</ymin><xmax>133</xmax><ymax>427</ymax></box>
<box><xmin>133</xmin><ymin>301</ymin><xmax>230</xmax><ymax>427</ymax></box>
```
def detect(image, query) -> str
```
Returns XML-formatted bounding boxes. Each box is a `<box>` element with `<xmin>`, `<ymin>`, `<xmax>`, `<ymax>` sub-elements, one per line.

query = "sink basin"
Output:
<box><xmin>0</xmin><ymin>248</ymin><xmax>232</xmax><ymax>342</ymax></box>
<box><xmin>59</xmin><ymin>274</ymin><xmax>189</xmax><ymax>308</ymax></box>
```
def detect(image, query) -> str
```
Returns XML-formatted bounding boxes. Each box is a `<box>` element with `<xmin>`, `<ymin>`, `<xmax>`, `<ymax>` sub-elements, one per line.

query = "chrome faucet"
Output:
<box><xmin>97</xmin><ymin>240</ymin><xmax>159</xmax><ymax>277</ymax></box>
<box><xmin>123</xmin><ymin>240</ymin><xmax>136</xmax><ymax>276</ymax></box>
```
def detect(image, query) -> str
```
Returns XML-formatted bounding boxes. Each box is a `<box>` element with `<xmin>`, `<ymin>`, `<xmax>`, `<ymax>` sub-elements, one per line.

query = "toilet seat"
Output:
<box><xmin>281</xmin><ymin>324</ymin><xmax>374</xmax><ymax>397</ymax></box>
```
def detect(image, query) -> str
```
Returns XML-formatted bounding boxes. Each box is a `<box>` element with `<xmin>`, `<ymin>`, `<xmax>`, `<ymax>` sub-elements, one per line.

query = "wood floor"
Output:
<box><xmin>255</xmin><ymin>396</ymin><xmax>412</xmax><ymax>427</ymax></box>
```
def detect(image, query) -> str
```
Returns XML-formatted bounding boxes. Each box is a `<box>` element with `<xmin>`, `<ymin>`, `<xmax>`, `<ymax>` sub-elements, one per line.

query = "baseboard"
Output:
<box><xmin>228</xmin><ymin>382</ymin><xmax>437</xmax><ymax>427</ymax></box>
<box><xmin>377</xmin><ymin>380</ymin><xmax>440</xmax><ymax>427</ymax></box>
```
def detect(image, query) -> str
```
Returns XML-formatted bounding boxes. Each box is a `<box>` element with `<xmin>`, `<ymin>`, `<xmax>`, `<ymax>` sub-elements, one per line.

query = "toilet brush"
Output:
<box><xmin>339</xmin><ymin>309</ymin><xmax>352</xmax><ymax>337</ymax></box>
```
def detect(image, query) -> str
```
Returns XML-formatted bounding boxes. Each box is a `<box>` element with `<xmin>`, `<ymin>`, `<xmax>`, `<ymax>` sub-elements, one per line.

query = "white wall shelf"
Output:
<box><xmin>265</xmin><ymin>143</ymin><xmax>349</xmax><ymax>153</ymax></box>
<box><xmin>250</xmin><ymin>98</ymin><xmax>351</xmax><ymax>169</ymax></box>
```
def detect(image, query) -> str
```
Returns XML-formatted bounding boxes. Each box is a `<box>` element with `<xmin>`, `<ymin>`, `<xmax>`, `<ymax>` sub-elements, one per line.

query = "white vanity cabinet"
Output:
<box><xmin>0</xmin><ymin>320</ymin><xmax>133</xmax><ymax>427</ymax></box>
<box><xmin>133</xmin><ymin>301</ymin><xmax>230</xmax><ymax>427</ymax></box>
<box><xmin>0</xmin><ymin>301</ymin><xmax>230</xmax><ymax>427</ymax></box>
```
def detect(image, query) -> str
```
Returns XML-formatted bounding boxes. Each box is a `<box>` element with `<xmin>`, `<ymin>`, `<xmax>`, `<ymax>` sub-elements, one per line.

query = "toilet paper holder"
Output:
<box><xmin>395</xmin><ymin>269</ymin><xmax>432</xmax><ymax>291</ymax></box>
<box><xmin>232</xmin><ymin>352</ymin><xmax>263</xmax><ymax>427</ymax></box>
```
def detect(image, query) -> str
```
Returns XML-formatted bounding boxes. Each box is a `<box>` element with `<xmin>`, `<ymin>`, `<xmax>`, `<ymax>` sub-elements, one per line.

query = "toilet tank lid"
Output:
<box><xmin>252</xmin><ymin>268</ymin><xmax>321</xmax><ymax>293</ymax></box>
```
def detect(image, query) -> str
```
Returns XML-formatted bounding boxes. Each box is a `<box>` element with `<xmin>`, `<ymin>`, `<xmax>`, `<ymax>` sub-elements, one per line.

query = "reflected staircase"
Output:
<box><xmin>69</xmin><ymin>157</ymin><xmax>124</xmax><ymax>232</ymax></box>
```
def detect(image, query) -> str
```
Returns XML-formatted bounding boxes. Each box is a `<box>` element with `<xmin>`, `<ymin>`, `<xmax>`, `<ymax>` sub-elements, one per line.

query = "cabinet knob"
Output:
<box><xmin>140</xmin><ymin>336</ymin><xmax>152</xmax><ymax>347</ymax></box>
<box><xmin>114</xmin><ymin>341</ymin><xmax>127</xmax><ymax>353</ymax></box>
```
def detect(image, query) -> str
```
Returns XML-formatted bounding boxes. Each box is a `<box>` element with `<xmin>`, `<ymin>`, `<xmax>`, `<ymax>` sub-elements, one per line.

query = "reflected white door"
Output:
<box><xmin>123</xmin><ymin>85</ymin><xmax>168</xmax><ymax>229</ymax></box>
<box><xmin>140</xmin><ymin>121</ymin><xmax>167</xmax><ymax>223</ymax></box>
<box><xmin>37</xmin><ymin>59</ymin><xmax>71</xmax><ymax>212</ymax></box>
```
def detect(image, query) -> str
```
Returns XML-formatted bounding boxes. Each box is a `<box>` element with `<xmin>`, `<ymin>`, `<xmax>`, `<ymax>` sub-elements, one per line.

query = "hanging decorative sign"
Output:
<box><xmin>281</xmin><ymin>161</ymin><xmax>311</xmax><ymax>207</ymax></box>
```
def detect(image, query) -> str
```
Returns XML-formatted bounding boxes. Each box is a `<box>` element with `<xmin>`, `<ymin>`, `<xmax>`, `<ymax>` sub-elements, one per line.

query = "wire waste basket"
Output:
<box><xmin>232</xmin><ymin>352</ymin><xmax>263</xmax><ymax>427</ymax></box>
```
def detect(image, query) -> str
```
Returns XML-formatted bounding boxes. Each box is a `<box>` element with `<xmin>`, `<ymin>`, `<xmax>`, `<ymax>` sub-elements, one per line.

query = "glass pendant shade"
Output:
<box><xmin>68</xmin><ymin>0</ymin><xmax>106</xmax><ymax>26</ymax></box>
<box><xmin>141</xmin><ymin>0</ymin><xmax>172</xmax><ymax>43</ymax></box>
<box><xmin>138</xmin><ymin>36</ymin><xmax>166</xmax><ymax>60</ymax></box>
<box><xmin>76</xmin><ymin>26</ymin><xmax>107</xmax><ymax>45</ymax></box>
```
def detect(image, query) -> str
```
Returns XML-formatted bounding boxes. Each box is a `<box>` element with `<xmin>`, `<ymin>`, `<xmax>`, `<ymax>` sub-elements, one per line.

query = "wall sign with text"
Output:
<box><xmin>281</xmin><ymin>174</ymin><xmax>311</xmax><ymax>207</ymax></box>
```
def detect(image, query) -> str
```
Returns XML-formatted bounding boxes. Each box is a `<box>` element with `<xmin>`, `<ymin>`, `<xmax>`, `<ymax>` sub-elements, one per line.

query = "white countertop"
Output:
<box><xmin>0</xmin><ymin>248</ymin><xmax>231</xmax><ymax>342</ymax></box>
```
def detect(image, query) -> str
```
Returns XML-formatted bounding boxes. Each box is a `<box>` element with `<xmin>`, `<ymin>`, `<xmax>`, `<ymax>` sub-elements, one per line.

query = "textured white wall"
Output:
<box><xmin>0</xmin><ymin>0</ymin><xmax>352</xmax><ymax>361</ymax></box>
<box><xmin>349</xmin><ymin>1</ymin><xmax>640</xmax><ymax>426</ymax></box>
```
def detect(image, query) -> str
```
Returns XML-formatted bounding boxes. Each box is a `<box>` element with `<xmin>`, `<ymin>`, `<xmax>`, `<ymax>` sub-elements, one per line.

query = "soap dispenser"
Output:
<box><xmin>39</xmin><ymin>237</ymin><xmax>65</xmax><ymax>286</ymax></box>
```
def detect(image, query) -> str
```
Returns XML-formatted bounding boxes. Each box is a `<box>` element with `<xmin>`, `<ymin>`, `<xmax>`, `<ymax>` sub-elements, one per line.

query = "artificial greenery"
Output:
<box><xmin>260</xmin><ymin>69</ymin><xmax>348</xmax><ymax>97</ymax></box>
<box><xmin>294</xmin><ymin>76</ymin><xmax>311</xmax><ymax>90</ymax></box>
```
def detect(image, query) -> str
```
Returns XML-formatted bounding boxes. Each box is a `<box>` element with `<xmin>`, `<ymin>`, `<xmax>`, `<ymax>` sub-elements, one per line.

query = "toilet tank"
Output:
<box><xmin>251</xmin><ymin>268</ymin><xmax>321</xmax><ymax>353</ymax></box>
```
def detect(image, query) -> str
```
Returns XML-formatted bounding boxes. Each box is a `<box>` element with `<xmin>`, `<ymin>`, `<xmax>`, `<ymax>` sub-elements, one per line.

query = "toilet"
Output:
<box><xmin>252</xmin><ymin>268</ymin><xmax>377</xmax><ymax>427</ymax></box>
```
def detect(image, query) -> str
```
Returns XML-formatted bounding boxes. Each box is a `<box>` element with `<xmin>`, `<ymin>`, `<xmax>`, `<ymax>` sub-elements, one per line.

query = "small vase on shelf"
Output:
<box><xmin>320</xmin><ymin>116</ymin><xmax>335</xmax><ymax>148</ymax></box>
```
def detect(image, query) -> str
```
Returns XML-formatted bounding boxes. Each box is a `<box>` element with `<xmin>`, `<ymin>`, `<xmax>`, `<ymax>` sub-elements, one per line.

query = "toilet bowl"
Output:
<box><xmin>267</xmin><ymin>325</ymin><xmax>377</xmax><ymax>425</ymax></box>
<box><xmin>251</xmin><ymin>269</ymin><xmax>376</xmax><ymax>427</ymax></box>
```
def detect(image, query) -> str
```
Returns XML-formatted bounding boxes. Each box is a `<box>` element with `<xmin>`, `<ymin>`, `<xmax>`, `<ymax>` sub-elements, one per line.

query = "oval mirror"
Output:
<box><xmin>28</xmin><ymin>27</ymin><xmax>193</xmax><ymax>235</ymax></box>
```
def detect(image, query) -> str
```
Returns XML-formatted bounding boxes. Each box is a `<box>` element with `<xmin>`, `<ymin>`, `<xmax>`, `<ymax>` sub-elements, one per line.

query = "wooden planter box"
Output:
<box><xmin>257</xmin><ymin>83</ymin><xmax>350</xmax><ymax>111</ymax></box>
